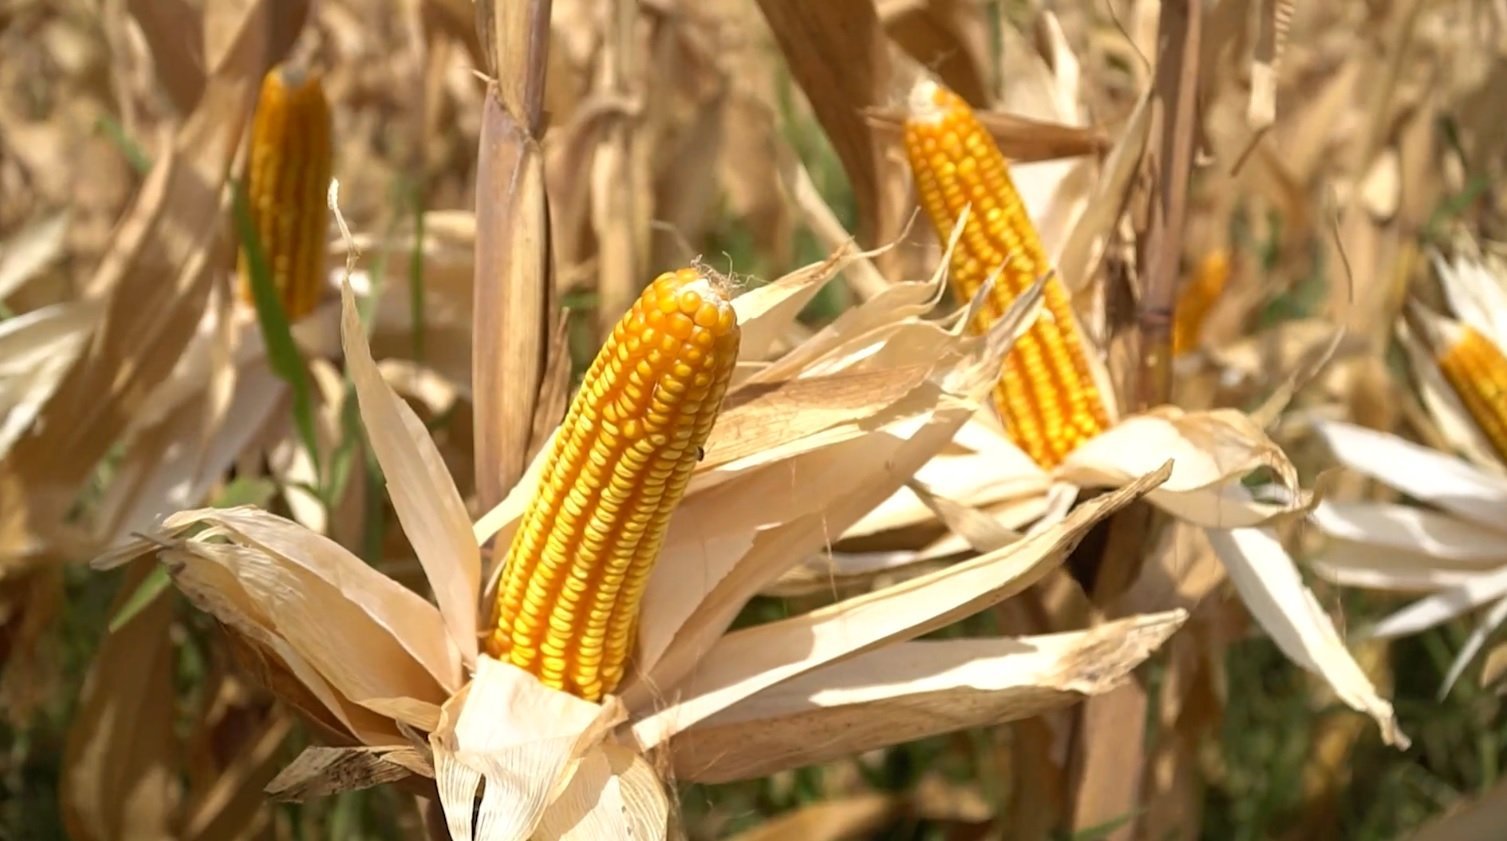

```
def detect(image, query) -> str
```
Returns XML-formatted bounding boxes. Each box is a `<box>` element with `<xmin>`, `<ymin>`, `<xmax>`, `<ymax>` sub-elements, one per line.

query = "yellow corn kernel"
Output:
<box><xmin>902</xmin><ymin>80</ymin><xmax>1109</xmax><ymax>468</ymax></box>
<box><xmin>1173</xmin><ymin>249</ymin><xmax>1230</xmax><ymax>356</ymax></box>
<box><xmin>1438</xmin><ymin>324</ymin><xmax>1507</xmax><ymax>464</ymax></box>
<box><xmin>238</xmin><ymin>64</ymin><xmax>333</xmax><ymax>322</ymax></box>
<box><xmin>485</xmin><ymin>268</ymin><xmax>741</xmax><ymax>701</ymax></box>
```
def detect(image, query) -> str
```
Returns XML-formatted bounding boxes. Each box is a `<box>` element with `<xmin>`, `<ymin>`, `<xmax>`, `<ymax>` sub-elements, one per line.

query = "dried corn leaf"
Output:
<box><xmin>265</xmin><ymin>744</ymin><xmax>428</xmax><ymax>802</ymax></box>
<box><xmin>95</xmin><ymin>364</ymin><xmax>283</xmax><ymax>544</ymax></box>
<box><xmin>342</xmin><ymin>281</ymin><xmax>479</xmax><ymax>665</ymax></box>
<box><xmin>472</xmin><ymin>89</ymin><xmax>554</xmax><ymax>509</ymax></box>
<box><xmin>630</xmin><ymin>464</ymin><xmax>1171</xmax><ymax>748</ymax></box>
<box><xmin>61</xmin><ymin>562</ymin><xmax>180</xmax><ymax>841</ymax></box>
<box><xmin>1314</xmin><ymin>502</ymin><xmax>1507</xmax><ymax>564</ymax></box>
<box><xmin>753</xmin><ymin>0</ymin><xmax>891</xmax><ymax>245</ymax></box>
<box><xmin>1</xmin><ymin>0</ymin><xmax>269</xmax><ymax>526</ymax></box>
<box><xmin>1315</xmin><ymin>419</ymin><xmax>1507</xmax><ymax>531</ymax></box>
<box><xmin>1058</xmin><ymin>407</ymin><xmax>1307</xmax><ymax>528</ymax></box>
<box><xmin>1313</xmin><ymin>540</ymin><xmax>1501</xmax><ymax>592</ymax></box>
<box><xmin>671</xmin><ymin>610</ymin><xmax>1185</xmax><ymax>783</ymax></box>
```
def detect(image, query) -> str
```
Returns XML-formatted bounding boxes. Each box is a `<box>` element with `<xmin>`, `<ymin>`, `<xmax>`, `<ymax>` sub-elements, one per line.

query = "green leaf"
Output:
<box><xmin>212</xmin><ymin>476</ymin><xmax>278</xmax><ymax>509</ymax></box>
<box><xmin>107</xmin><ymin>566</ymin><xmax>172</xmax><ymax>633</ymax></box>
<box><xmin>96</xmin><ymin>114</ymin><xmax>152</xmax><ymax>175</ymax></box>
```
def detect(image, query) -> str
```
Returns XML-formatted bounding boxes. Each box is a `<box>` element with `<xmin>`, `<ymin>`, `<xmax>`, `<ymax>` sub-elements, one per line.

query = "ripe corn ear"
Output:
<box><xmin>485</xmin><ymin>268</ymin><xmax>741</xmax><ymax>701</ymax></box>
<box><xmin>1437</xmin><ymin>324</ymin><xmax>1507</xmax><ymax>464</ymax></box>
<box><xmin>902</xmin><ymin>80</ymin><xmax>1109</xmax><ymax>468</ymax></box>
<box><xmin>238</xmin><ymin>64</ymin><xmax>333</xmax><ymax>322</ymax></box>
<box><xmin>1173</xmin><ymin>249</ymin><xmax>1230</xmax><ymax>356</ymax></box>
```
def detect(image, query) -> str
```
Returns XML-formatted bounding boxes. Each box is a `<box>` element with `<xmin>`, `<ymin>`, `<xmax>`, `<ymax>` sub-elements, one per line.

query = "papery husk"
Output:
<box><xmin>669</xmin><ymin>609</ymin><xmax>1186</xmax><ymax>783</ymax></box>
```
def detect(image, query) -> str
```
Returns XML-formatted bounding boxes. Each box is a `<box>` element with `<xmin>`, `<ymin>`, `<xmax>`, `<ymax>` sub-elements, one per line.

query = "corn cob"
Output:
<box><xmin>485</xmin><ymin>268</ymin><xmax>740</xmax><ymax>701</ymax></box>
<box><xmin>902</xmin><ymin>79</ymin><xmax>1109</xmax><ymax>468</ymax></box>
<box><xmin>1172</xmin><ymin>248</ymin><xmax>1230</xmax><ymax>356</ymax></box>
<box><xmin>237</xmin><ymin>64</ymin><xmax>333</xmax><ymax>322</ymax></box>
<box><xmin>1437</xmin><ymin>323</ymin><xmax>1507</xmax><ymax>464</ymax></box>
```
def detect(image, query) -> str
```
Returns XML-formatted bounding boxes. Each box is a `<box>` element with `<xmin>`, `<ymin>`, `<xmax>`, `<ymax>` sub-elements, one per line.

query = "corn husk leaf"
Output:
<box><xmin>629</xmin><ymin>463</ymin><xmax>1171</xmax><ymax>749</ymax></box>
<box><xmin>628</xmin><ymin>275</ymin><xmax>1047</xmax><ymax>702</ymax></box>
<box><xmin>1402</xmin><ymin>308</ymin><xmax>1505</xmax><ymax>472</ymax></box>
<box><xmin>342</xmin><ymin>280</ymin><xmax>478</xmax><ymax>665</ymax></box>
<box><xmin>432</xmin><ymin>656</ymin><xmax>628</xmax><ymax>841</ymax></box>
<box><xmin>98</xmin><ymin>502</ymin><xmax>458</xmax><ymax>734</ymax></box>
<box><xmin>670</xmin><ymin>609</ymin><xmax>1186</xmax><ymax>783</ymax></box>
<box><xmin>1314</xmin><ymin>419</ymin><xmax>1507</xmax><ymax>531</ymax></box>
<box><xmin>1206</xmin><ymin>527</ymin><xmax>1406</xmax><ymax>746</ymax></box>
<box><xmin>1313</xmin><ymin>540</ymin><xmax>1502</xmax><ymax>592</ymax></box>
<box><xmin>1314</xmin><ymin>501</ymin><xmax>1507</xmax><ymax>564</ymax></box>
<box><xmin>1058</xmin><ymin>407</ymin><xmax>1306</xmax><ymax>529</ymax></box>
<box><xmin>534</xmin><ymin>743</ymin><xmax>668</xmax><ymax>841</ymax></box>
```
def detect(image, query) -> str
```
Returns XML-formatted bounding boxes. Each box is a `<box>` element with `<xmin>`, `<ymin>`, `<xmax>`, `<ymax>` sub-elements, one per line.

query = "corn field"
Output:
<box><xmin>4</xmin><ymin>0</ymin><xmax>1507</xmax><ymax>839</ymax></box>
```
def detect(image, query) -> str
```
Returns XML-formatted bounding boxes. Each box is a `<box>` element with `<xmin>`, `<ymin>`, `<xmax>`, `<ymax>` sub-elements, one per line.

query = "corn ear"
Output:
<box><xmin>902</xmin><ymin>79</ymin><xmax>1109</xmax><ymax>468</ymax></box>
<box><xmin>485</xmin><ymin>268</ymin><xmax>741</xmax><ymax>701</ymax></box>
<box><xmin>1437</xmin><ymin>323</ymin><xmax>1507</xmax><ymax>465</ymax></box>
<box><xmin>1173</xmin><ymin>249</ymin><xmax>1230</xmax><ymax>356</ymax></box>
<box><xmin>238</xmin><ymin>64</ymin><xmax>333</xmax><ymax>321</ymax></box>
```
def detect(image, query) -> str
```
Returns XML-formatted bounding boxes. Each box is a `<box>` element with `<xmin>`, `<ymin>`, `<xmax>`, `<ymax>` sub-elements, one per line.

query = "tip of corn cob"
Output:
<box><xmin>906</xmin><ymin>77</ymin><xmax>949</xmax><ymax>123</ymax></box>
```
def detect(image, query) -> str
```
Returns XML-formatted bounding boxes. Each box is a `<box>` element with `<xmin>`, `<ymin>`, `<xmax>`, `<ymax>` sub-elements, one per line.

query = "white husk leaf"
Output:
<box><xmin>433</xmin><ymin>656</ymin><xmax>621</xmax><ymax>841</ymax></box>
<box><xmin>534</xmin><ymin>743</ymin><xmax>669</xmax><ymax>841</ymax></box>
<box><xmin>1312</xmin><ymin>501</ymin><xmax>1507</xmax><ymax>563</ymax></box>
<box><xmin>1366</xmin><ymin>565</ymin><xmax>1507</xmax><ymax>642</ymax></box>
<box><xmin>1313</xmin><ymin>419</ymin><xmax>1507</xmax><ymax>530</ymax></box>
<box><xmin>1313</xmin><ymin>539</ymin><xmax>1505</xmax><ymax>592</ymax></box>
<box><xmin>1207</xmin><ymin>527</ymin><xmax>1406</xmax><ymax>746</ymax></box>
<box><xmin>1058</xmin><ymin>407</ymin><xmax>1305</xmax><ymax>528</ymax></box>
